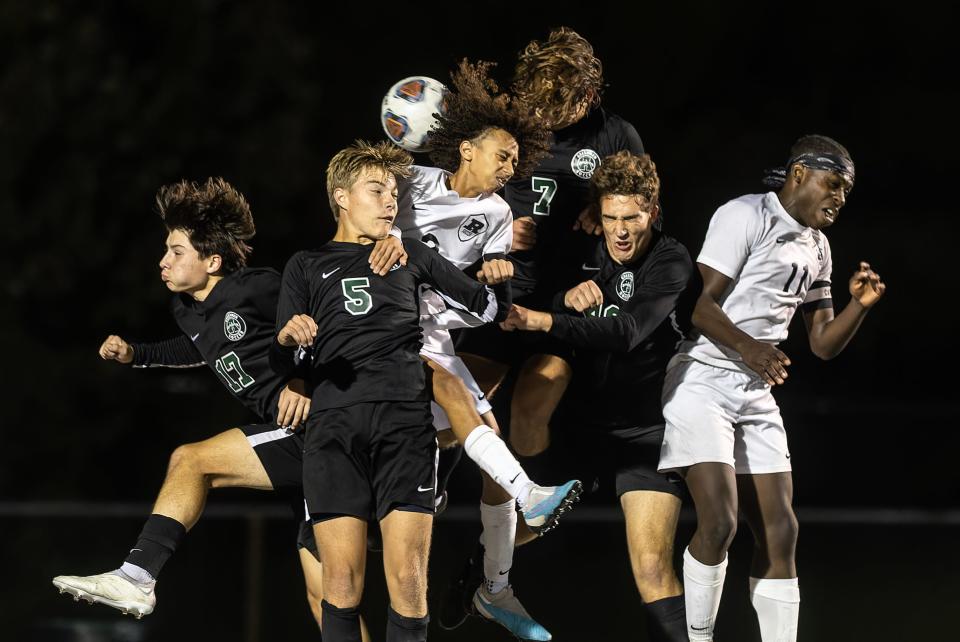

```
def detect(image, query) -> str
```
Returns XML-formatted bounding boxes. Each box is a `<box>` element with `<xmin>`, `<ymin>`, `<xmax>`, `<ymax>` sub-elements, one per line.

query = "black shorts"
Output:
<box><xmin>240</xmin><ymin>423</ymin><xmax>305</xmax><ymax>491</ymax></box>
<box><xmin>240</xmin><ymin>424</ymin><xmax>315</xmax><ymax>552</ymax></box>
<box><xmin>564</xmin><ymin>424</ymin><xmax>684</xmax><ymax>499</ymax></box>
<box><xmin>302</xmin><ymin>400</ymin><xmax>438</xmax><ymax>523</ymax></box>
<box><xmin>453</xmin><ymin>294</ymin><xmax>574</xmax><ymax>368</ymax></box>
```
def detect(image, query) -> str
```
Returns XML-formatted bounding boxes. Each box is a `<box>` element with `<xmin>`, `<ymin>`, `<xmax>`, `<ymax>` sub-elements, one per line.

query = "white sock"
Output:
<box><xmin>463</xmin><ymin>425</ymin><xmax>535</xmax><ymax>505</ymax></box>
<box><xmin>750</xmin><ymin>577</ymin><xmax>800</xmax><ymax>642</ymax></box>
<box><xmin>116</xmin><ymin>562</ymin><xmax>155</xmax><ymax>585</ymax></box>
<box><xmin>479</xmin><ymin>499</ymin><xmax>517</xmax><ymax>594</ymax></box>
<box><xmin>683</xmin><ymin>547</ymin><xmax>727</xmax><ymax>641</ymax></box>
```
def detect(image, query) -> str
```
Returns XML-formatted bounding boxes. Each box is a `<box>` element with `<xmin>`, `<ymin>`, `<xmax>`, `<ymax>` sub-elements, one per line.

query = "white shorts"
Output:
<box><xmin>658</xmin><ymin>356</ymin><xmax>792</xmax><ymax>475</ymax></box>
<box><xmin>419</xmin><ymin>322</ymin><xmax>492</xmax><ymax>431</ymax></box>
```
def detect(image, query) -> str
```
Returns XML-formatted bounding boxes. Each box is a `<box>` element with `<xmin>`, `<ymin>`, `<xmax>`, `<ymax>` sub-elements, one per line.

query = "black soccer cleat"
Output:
<box><xmin>437</xmin><ymin>541</ymin><xmax>485</xmax><ymax>631</ymax></box>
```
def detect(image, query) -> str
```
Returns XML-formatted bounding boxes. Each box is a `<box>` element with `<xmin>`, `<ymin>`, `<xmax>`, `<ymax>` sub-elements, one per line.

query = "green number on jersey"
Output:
<box><xmin>587</xmin><ymin>304</ymin><xmax>620</xmax><ymax>318</ymax></box>
<box><xmin>215</xmin><ymin>351</ymin><xmax>255</xmax><ymax>393</ymax></box>
<box><xmin>341</xmin><ymin>277</ymin><xmax>372</xmax><ymax>315</ymax></box>
<box><xmin>531</xmin><ymin>176</ymin><xmax>557</xmax><ymax>216</ymax></box>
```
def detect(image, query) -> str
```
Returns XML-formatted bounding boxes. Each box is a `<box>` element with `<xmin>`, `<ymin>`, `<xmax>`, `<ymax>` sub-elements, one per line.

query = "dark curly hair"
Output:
<box><xmin>512</xmin><ymin>27</ymin><xmax>604</xmax><ymax>130</ymax></box>
<box><xmin>426</xmin><ymin>59</ymin><xmax>552</xmax><ymax>179</ymax></box>
<box><xmin>157</xmin><ymin>177</ymin><xmax>255</xmax><ymax>274</ymax></box>
<box><xmin>589</xmin><ymin>151</ymin><xmax>660</xmax><ymax>206</ymax></box>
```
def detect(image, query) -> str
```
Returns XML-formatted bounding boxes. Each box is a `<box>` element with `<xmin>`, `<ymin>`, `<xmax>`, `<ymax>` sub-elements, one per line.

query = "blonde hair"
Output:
<box><xmin>325</xmin><ymin>140</ymin><xmax>413</xmax><ymax>217</ymax></box>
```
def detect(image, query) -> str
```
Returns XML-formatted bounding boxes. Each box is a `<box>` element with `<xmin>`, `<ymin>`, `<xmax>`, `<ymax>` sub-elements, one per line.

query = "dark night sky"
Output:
<box><xmin>1</xmin><ymin>2</ymin><xmax>957</xmax><ymax>505</ymax></box>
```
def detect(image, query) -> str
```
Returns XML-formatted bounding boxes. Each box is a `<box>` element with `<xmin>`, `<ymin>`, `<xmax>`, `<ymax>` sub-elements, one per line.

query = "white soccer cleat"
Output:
<box><xmin>53</xmin><ymin>571</ymin><xmax>155</xmax><ymax>618</ymax></box>
<box><xmin>473</xmin><ymin>584</ymin><xmax>552</xmax><ymax>641</ymax></box>
<box><xmin>520</xmin><ymin>480</ymin><xmax>582</xmax><ymax>535</ymax></box>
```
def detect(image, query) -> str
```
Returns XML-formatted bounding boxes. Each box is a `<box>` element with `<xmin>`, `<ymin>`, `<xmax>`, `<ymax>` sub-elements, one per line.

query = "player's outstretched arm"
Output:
<box><xmin>804</xmin><ymin>261</ymin><xmax>885</xmax><ymax>360</ymax></box>
<box><xmin>694</xmin><ymin>264</ymin><xmax>791</xmax><ymax>386</ymax></box>
<box><xmin>99</xmin><ymin>335</ymin><xmax>133</xmax><ymax>364</ymax></box>
<box><xmin>501</xmin><ymin>304</ymin><xmax>552</xmax><ymax>332</ymax></box>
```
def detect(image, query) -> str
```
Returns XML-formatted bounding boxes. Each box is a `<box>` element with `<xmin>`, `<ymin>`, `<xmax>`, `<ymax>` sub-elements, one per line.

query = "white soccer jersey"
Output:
<box><xmin>680</xmin><ymin>192</ymin><xmax>833</xmax><ymax>372</ymax></box>
<box><xmin>397</xmin><ymin>165</ymin><xmax>514</xmax><ymax>333</ymax></box>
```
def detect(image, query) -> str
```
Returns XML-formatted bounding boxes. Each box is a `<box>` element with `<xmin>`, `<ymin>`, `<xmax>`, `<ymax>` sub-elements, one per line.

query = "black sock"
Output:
<box><xmin>644</xmin><ymin>594</ymin><xmax>687</xmax><ymax>642</ymax></box>
<box><xmin>123</xmin><ymin>514</ymin><xmax>187</xmax><ymax>579</ymax></box>
<box><xmin>386</xmin><ymin>605</ymin><xmax>428</xmax><ymax>642</ymax></box>
<box><xmin>321</xmin><ymin>600</ymin><xmax>362</xmax><ymax>642</ymax></box>
<box><xmin>436</xmin><ymin>445</ymin><xmax>463</xmax><ymax>497</ymax></box>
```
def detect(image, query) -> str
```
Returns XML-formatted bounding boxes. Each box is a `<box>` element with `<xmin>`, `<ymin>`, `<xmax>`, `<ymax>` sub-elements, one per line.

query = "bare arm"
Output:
<box><xmin>693</xmin><ymin>263</ymin><xmax>792</xmax><ymax>385</ymax></box>
<box><xmin>804</xmin><ymin>261</ymin><xmax>885</xmax><ymax>359</ymax></box>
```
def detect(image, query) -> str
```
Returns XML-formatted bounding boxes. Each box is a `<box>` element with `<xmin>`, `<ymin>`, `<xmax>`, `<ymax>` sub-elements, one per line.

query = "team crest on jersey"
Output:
<box><xmin>617</xmin><ymin>272</ymin><xmax>634</xmax><ymax>301</ymax></box>
<box><xmin>458</xmin><ymin>214</ymin><xmax>488</xmax><ymax>241</ymax></box>
<box><xmin>223</xmin><ymin>311</ymin><xmax>247</xmax><ymax>341</ymax></box>
<box><xmin>571</xmin><ymin>149</ymin><xmax>601</xmax><ymax>179</ymax></box>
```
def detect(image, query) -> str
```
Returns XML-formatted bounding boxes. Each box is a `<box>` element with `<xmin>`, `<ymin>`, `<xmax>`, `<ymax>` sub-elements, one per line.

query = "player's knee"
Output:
<box><xmin>700</xmin><ymin>508</ymin><xmax>738</xmax><ymax>553</ymax></box>
<box><xmin>432</xmin><ymin>367</ymin><xmax>470</xmax><ymax>405</ymax></box>
<box><xmin>385</xmin><ymin>563</ymin><xmax>427</xmax><ymax>607</ymax></box>
<box><xmin>764</xmin><ymin>510</ymin><xmax>799</xmax><ymax>558</ymax></box>
<box><xmin>167</xmin><ymin>443</ymin><xmax>201</xmax><ymax>474</ymax></box>
<box><xmin>322</xmin><ymin>565</ymin><xmax>364</xmax><ymax>607</ymax></box>
<box><xmin>304</xmin><ymin>590</ymin><xmax>323</xmax><ymax>627</ymax></box>
<box><xmin>509</xmin><ymin>414</ymin><xmax>549</xmax><ymax>456</ymax></box>
<box><xmin>631</xmin><ymin>551</ymin><xmax>676</xmax><ymax>595</ymax></box>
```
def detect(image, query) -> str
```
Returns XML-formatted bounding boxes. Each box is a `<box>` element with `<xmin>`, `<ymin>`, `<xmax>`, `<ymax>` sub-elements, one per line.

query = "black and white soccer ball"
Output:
<box><xmin>380</xmin><ymin>76</ymin><xmax>446</xmax><ymax>152</ymax></box>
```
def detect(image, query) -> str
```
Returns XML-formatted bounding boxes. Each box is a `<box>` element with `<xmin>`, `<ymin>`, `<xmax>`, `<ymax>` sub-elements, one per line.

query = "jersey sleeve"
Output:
<box><xmin>270</xmin><ymin>253</ymin><xmax>311</xmax><ymax>378</ymax></box>
<box><xmin>802</xmin><ymin>234</ymin><xmax>834</xmax><ymax>311</ymax></box>
<box><xmin>696</xmin><ymin>200</ymin><xmax>761</xmax><ymax>279</ymax></box>
<box><xmin>617</xmin><ymin>119</ymin><xmax>645</xmax><ymax>155</ymax></box>
<box><xmin>131</xmin><ymin>335</ymin><xmax>205</xmax><ymax>368</ymax></box>
<box><xmin>408</xmin><ymin>240</ymin><xmax>505</xmax><ymax>323</ymax></box>
<box><xmin>548</xmin><ymin>245</ymin><xmax>692</xmax><ymax>352</ymax></box>
<box><xmin>482</xmin><ymin>203</ymin><xmax>514</xmax><ymax>259</ymax></box>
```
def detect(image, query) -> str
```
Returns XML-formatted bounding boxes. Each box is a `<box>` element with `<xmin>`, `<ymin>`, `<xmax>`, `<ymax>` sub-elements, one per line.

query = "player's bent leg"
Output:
<box><xmin>622</xmin><ymin>490</ymin><xmax>686</xmax><ymax>642</ymax></box>
<box><xmin>509</xmin><ymin>354</ymin><xmax>572</xmax><ymax>456</ymax></box>
<box><xmin>738</xmin><ymin>472</ymin><xmax>800</xmax><ymax>642</ymax></box>
<box><xmin>682</xmin><ymin>462</ymin><xmax>738</xmax><ymax>641</ymax></box>
<box><xmin>53</xmin><ymin>427</ymin><xmax>274</xmax><ymax>617</ymax></box>
<box><xmin>153</xmin><ymin>427</ymin><xmax>274</xmax><ymax>527</ymax></box>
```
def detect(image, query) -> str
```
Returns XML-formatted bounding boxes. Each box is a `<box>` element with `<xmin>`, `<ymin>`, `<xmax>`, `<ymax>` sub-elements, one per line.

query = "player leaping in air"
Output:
<box><xmin>658</xmin><ymin>135</ymin><xmax>886</xmax><ymax>642</ymax></box>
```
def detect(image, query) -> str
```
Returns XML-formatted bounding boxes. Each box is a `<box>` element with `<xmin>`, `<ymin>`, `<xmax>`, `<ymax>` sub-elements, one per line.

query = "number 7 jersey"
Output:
<box><xmin>681</xmin><ymin>192</ymin><xmax>833</xmax><ymax>372</ymax></box>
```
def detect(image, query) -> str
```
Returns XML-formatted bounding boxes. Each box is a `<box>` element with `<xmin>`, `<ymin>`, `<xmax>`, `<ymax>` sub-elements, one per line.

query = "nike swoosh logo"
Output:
<box><xmin>417</xmin><ymin>485</ymin><xmax>434</xmax><ymax>492</ymax></box>
<box><xmin>775</xmin><ymin>237</ymin><xmax>789</xmax><ymax>244</ymax></box>
<box><xmin>509</xmin><ymin>472</ymin><xmax>520</xmax><ymax>484</ymax></box>
<box><xmin>497</xmin><ymin>568</ymin><xmax>511</xmax><ymax>575</ymax></box>
<box><xmin>322</xmin><ymin>267</ymin><xmax>341</xmax><ymax>279</ymax></box>
<box><xmin>690</xmin><ymin>625</ymin><xmax>711</xmax><ymax>631</ymax></box>
<box><xmin>190</xmin><ymin>333</ymin><xmax>200</xmax><ymax>342</ymax></box>
<box><xmin>582</xmin><ymin>263</ymin><xmax>600</xmax><ymax>271</ymax></box>
<box><xmin>129</xmin><ymin>548</ymin><xmax>143</xmax><ymax>553</ymax></box>
<box><xmin>478</xmin><ymin>393</ymin><xmax>485</xmax><ymax>400</ymax></box>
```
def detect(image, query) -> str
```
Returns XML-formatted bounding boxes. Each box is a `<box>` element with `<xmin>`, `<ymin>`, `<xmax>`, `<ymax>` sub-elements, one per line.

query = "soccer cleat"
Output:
<box><xmin>520</xmin><ymin>480</ymin><xmax>582</xmax><ymax>535</ymax></box>
<box><xmin>437</xmin><ymin>542</ymin><xmax>484</xmax><ymax>631</ymax></box>
<box><xmin>473</xmin><ymin>584</ymin><xmax>552</xmax><ymax>641</ymax></box>
<box><xmin>53</xmin><ymin>571</ymin><xmax>155</xmax><ymax>618</ymax></box>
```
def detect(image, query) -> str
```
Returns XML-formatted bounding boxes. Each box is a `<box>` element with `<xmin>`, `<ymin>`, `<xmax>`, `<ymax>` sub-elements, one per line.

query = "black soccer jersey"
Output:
<box><xmin>131</xmin><ymin>268</ymin><xmax>288</xmax><ymax>424</ymax></box>
<box><xmin>505</xmin><ymin>107</ymin><xmax>644</xmax><ymax>300</ymax></box>
<box><xmin>270</xmin><ymin>239</ymin><xmax>501</xmax><ymax>411</ymax></box>
<box><xmin>548</xmin><ymin>232</ymin><xmax>693</xmax><ymax>429</ymax></box>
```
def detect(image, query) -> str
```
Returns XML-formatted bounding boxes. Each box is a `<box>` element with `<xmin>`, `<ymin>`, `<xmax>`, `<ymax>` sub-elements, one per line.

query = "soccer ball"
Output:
<box><xmin>380</xmin><ymin>76</ymin><xmax>447</xmax><ymax>152</ymax></box>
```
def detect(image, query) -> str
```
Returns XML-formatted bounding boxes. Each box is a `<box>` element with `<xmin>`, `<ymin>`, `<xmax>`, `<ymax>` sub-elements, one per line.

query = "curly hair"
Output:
<box><xmin>426</xmin><ymin>59</ymin><xmax>552</xmax><ymax>179</ymax></box>
<box><xmin>512</xmin><ymin>27</ymin><xmax>604</xmax><ymax>130</ymax></box>
<box><xmin>156</xmin><ymin>177</ymin><xmax>255</xmax><ymax>274</ymax></box>
<box><xmin>326</xmin><ymin>140</ymin><xmax>413</xmax><ymax>218</ymax></box>
<box><xmin>589</xmin><ymin>151</ymin><xmax>660</xmax><ymax>206</ymax></box>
